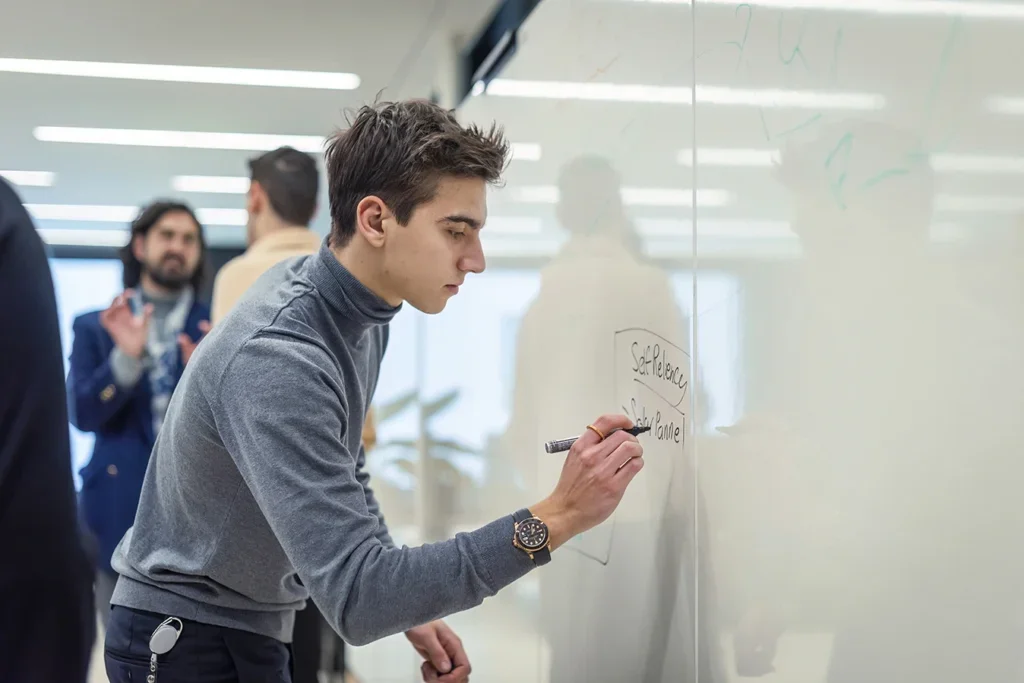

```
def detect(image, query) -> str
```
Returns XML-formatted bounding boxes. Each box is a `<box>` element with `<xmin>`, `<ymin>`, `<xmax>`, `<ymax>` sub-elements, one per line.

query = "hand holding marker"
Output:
<box><xmin>545</xmin><ymin>424</ymin><xmax>651</xmax><ymax>453</ymax></box>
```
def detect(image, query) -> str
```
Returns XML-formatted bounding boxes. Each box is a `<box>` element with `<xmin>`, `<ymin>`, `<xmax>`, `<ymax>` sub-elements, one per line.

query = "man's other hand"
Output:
<box><xmin>405</xmin><ymin>620</ymin><xmax>471</xmax><ymax>682</ymax></box>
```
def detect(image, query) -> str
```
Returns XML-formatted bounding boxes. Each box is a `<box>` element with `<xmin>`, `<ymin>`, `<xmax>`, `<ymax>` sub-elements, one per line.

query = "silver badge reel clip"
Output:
<box><xmin>146</xmin><ymin>617</ymin><xmax>183</xmax><ymax>683</ymax></box>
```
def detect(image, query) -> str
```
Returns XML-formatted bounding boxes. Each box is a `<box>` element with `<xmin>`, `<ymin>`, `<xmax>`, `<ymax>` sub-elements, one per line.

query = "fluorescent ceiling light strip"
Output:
<box><xmin>479</xmin><ymin>235</ymin><xmax>566</xmax><ymax>257</ymax></box>
<box><xmin>636</xmin><ymin>218</ymin><xmax>794</xmax><ymax>238</ymax></box>
<box><xmin>677</xmin><ymin>148</ymin><xmax>778</xmax><ymax>166</ymax></box>
<box><xmin>934</xmin><ymin>195</ymin><xmax>1024</xmax><ymax>212</ymax></box>
<box><xmin>986</xmin><ymin>96</ymin><xmax>1024</xmax><ymax>115</ymax></box>
<box><xmin>505</xmin><ymin>185</ymin><xmax>732</xmax><ymax>207</ymax></box>
<box><xmin>622</xmin><ymin>0</ymin><xmax>1024</xmax><ymax>19</ymax></box>
<box><xmin>932</xmin><ymin>154</ymin><xmax>1024</xmax><ymax>173</ymax></box>
<box><xmin>34</xmin><ymin>126</ymin><xmax>328</xmax><ymax>153</ymax></box>
<box><xmin>698</xmin><ymin>85</ymin><xmax>882</xmax><ymax>109</ymax></box>
<box><xmin>677</xmin><ymin>147</ymin><xmax>1024</xmax><ymax>173</ymax></box>
<box><xmin>485</xmin><ymin>217</ymin><xmax>544</xmax><ymax>234</ymax></box>
<box><xmin>172</xmin><ymin>148</ymin><xmax>541</xmax><ymax>194</ymax></box>
<box><xmin>26</xmin><ymin>203</ymin><xmax>248</xmax><ymax>225</ymax></box>
<box><xmin>172</xmin><ymin>176</ymin><xmax>251</xmax><ymax>193</ymax></box>
<box><xmin>196</xmin><ymin>208</ymin><xmax>249</xmax><ymax>226</ymax></box>
<box><xmin>510</xmin><ymin>142</ymin><xmax>542</xmax><ymax>161</ymax></box>
<box><xmin>485</xmin><ymin>79</ymin><xmax>883</xmax><ymax>110</ymax></box>
<box><xmin>37</xmin><ymin>227</ymin><xmax>128</xmax><ymax>247</ymax></box>
<box><xmin>35</xmin><ymin>126</ymin><xmax>542</xmax><ymax>163</ymax></box>
<box><xmin>0</xmin><ymin>58</ymin><xmax>360</xmax><ymax>89</ymax></box>
<box><xmin>0</xmin><ymin>170</ymin><xmax>56</xmax><ymax>187</ymax></box>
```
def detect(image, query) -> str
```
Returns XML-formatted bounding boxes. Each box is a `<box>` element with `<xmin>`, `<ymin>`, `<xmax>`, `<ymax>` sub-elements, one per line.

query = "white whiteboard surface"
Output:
<box><xmin>438</xmin><ymin>1</ymin><xmax>1024</xmax><ymax>680</ymax></box>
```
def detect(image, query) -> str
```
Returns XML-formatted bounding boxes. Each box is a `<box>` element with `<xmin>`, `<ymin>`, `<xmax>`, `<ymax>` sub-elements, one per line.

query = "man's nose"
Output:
<box><xmin>460</xmin><ymin>241</ymin><xmax>486</xmax><ymax>274</ymax></box>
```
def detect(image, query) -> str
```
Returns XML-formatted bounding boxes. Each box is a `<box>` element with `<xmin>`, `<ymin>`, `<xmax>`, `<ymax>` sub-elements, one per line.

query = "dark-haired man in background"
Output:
<box><xmin>211</xmin><ymin>146</ymin><xmax>322</xmax><ymax>325</ymax></box>
<box><xmin>67</xmin><ymin>199</ymin><xmax>210</xmax><ymax>628</ymax></box>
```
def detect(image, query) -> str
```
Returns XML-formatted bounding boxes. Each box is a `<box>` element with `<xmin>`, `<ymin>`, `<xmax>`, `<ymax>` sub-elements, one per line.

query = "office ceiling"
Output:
<box><xmin>6</xmin><ymin>0</ymin><xmax>1024</xmax><ymax>257</ymax></box>
<box><xmin>462</xmin><ymin>0</ymin><xmax>1024</xmax><ymax>258</ymax></box>
<box><xmin>0</xmin><ymin>0</ymin><xmax>501</xmax><ymax>247</ymax></box>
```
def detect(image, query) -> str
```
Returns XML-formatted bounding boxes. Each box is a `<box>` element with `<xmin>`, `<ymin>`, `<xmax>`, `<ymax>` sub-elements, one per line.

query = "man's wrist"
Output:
<box><xmin>110</xmin><ymin>346</ymin><xmax>146</xmax><ymax>388</ymax></box>
<box><xmin>525</xmin><ymin>497</ymin><xmax>575</xmax><ymax>552</ymax></box>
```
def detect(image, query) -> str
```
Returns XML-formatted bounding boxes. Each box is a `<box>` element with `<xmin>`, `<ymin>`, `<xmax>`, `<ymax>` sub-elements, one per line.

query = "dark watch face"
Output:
<box><xmin>517</xmin><ymin>518</ymin><xmax>549</xmax><ymax>551</ymax></box>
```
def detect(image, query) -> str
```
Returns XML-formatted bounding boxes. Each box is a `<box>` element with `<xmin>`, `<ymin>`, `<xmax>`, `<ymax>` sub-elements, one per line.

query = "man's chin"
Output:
<box><xmin>149</xmin><ymin>271</ymin><xmax>191</xmax><ymax>291</ymax></box>
<box><xmin>408</xmin><ymin>298</ymin><xmax>447</xmax><ymax>315</ymax></box>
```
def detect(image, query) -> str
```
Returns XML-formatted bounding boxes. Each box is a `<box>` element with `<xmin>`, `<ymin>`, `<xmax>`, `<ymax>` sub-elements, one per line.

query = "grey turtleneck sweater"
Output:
<box><xmin>110</xmin><ymin>242</ymin><xmax>535</xmax><ymax>644</ymax></box>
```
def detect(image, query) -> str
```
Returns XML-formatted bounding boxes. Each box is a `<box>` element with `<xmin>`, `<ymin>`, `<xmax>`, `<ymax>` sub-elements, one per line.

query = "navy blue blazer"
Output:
<box><xmin>67</xmin><ymin>300</ymin><xmax>210</xmax><ymax>573</ymax></box>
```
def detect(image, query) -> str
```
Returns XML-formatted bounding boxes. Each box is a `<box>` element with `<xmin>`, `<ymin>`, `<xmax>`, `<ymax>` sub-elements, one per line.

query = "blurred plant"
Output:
<box><xmin>373</xmin><ymin>388</ymin><xmax>480</xmax><ymax>492</ymax></box>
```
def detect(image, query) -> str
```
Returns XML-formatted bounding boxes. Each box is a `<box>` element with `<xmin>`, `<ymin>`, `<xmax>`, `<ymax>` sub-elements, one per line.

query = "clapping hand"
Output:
<box><xmin>100</xmin><ymin>290</ymin><xmax>152</xmax><ymax>359</ymax></box>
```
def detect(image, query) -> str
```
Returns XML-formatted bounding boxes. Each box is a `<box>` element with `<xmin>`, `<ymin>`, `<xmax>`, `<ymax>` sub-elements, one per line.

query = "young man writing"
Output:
<box><xmin>104</xmin><ymin>99</ymin><xmax>645</xmax><ymax>683</ymax></box>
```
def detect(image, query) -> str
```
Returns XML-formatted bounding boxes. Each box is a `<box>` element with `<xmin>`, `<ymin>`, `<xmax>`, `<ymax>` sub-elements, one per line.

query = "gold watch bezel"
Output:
<box><xmin>513</xmin><ymin>516</ymin><xmax>550</xmax><ymax>558</ymax></box>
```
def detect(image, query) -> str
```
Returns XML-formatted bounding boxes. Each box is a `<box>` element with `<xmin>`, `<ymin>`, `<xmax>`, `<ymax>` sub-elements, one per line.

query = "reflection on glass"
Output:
<box><xmin>355</xmin><ymin>1</ymin><xmax>1024</xmax><ymax>681</ymax></box>
<box><xmin>696</xmin><ymin>7</ymin><xmax>1024</xmax><ymax>683</ymax></box>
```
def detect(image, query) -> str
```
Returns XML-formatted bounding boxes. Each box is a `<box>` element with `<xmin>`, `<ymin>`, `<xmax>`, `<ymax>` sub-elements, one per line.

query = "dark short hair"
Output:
<box><xmin>324</xmin><ymin>99</ymin><xmax>510</xmax><ymax>247</ymax></box>
<box><xmin>247</xmin><ymin>146</ymin><xmax>319</xmax><ymax>226</ymax></box>
<box><xmin>119</xmin><ymin>200</ymin><xmax>207</xmax><ymax>290</ymax></box>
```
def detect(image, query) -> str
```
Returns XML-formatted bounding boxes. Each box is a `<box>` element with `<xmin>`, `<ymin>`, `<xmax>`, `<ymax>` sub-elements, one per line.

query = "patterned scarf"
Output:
<box><xmin>132</xmin><ymin>286</ymin><xmax>193</xmax><ymax>435</ymax></box>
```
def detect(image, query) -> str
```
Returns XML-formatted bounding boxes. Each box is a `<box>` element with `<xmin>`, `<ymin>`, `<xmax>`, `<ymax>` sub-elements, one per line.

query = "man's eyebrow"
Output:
<box><xmin>439</xmin><ymin>214</ymin><xmax>482</xmax><ymax>230</ymax></box>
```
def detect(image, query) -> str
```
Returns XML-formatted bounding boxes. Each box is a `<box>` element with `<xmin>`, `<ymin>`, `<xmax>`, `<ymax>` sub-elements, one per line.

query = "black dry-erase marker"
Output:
<box><xmin>544</xmin><ymin>425</ymin><xmax>651</xmax><ymax>454</ymax></box>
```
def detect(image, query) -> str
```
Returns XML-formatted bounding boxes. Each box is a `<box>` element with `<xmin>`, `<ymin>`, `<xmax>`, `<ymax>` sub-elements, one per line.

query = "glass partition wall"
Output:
<box><xmin>352</xmin><ymin>1</ymin><xmax>1024</xmax><ymax>681</ymax></box>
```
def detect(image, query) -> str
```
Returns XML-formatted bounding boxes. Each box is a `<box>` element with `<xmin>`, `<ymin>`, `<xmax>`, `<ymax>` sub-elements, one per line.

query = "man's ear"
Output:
<box><xmin>131</xmin><ymin>233</ymin><xmax>145</xmax><ymax>261</ymax></box>
<box><xmin>247</xmin><ymin>181</ymin><xmax>263</xmax><ymax>215</ymax></box>
<box><xmin>355</xmin><ymin>196</ymin><xmax>389</xmax><ymax>247</ymax></box>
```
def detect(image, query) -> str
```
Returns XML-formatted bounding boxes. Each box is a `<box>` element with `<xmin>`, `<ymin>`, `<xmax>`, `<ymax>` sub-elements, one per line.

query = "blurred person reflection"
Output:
<box><xmin>498</xmin><ymin>155</ymin><xmax>725</xmax><ymax>682</ymax></box>
<box><xmin>729</xmin><ymin>120</ymin><xmax>1024</xmax><ymax>682</ymax></box>
<box><xmin>0</xmin><ymin>177</ymin><xmax>94</xmax><ymax>682</ymax></box>
<box><xmin>66</xmin><ymin>200</ymin><xmax>210</xmax><ymax>629</ymax></box>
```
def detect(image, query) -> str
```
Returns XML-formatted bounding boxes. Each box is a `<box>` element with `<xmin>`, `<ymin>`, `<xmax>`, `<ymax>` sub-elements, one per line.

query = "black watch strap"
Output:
<box><xmin>512</xmin><ymin>508</ymin><xmax>551</xmax><ymax>566</ymax></box>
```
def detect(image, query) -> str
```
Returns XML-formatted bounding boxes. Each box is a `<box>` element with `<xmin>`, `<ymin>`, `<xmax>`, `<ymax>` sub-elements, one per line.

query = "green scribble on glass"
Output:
<box><xmin>778</xmin><ymin>113</ymin><xmax>823</xmax><ymax>138</ymax></box>
<box><xmin>824</xmin><ymin>132</ymin><xmax>855</xmax><ymax>210</ymax></box>
<box><xmin>924</xmin><ymin>18</ymin><xmax>963</xmax><ymax>115</ymax></box>
<box><xmin>725</xmin><ymin>4</ymin><xmax>754</xmax><ymax>71</ymax></box>
<box><xmin>829</xmin><ymin>27</ymin><xmax>843</xmax><ymax>85</ymax></box>
<box><xmin>862</xmin><ymin>167</ymin><xmax>910</xmax><ymax>189</ymax></box>
<box><xmin>758</xmin><ymin>107</ymin><xmax>771</xmax><ymax>141</ymax></box>
<box><xmin>777</xmin><ymin>12</ymin><xmax>809</xmax><ymax>70</ymax></box>
<box><xmin>760</xmin><ymin>109</ymin><xmax>822</xmax><ymax>142</ymax></box>
<box><xmin>843</xmin><ymin>18</ymin><xmax>963</xmax><ymax>195</ymax></box>
<box><xmin>920</xmin><ymin>17</ymin><xmax>964</xmax><ymax>154</ymax></box>
<box><xmin>905</xmin><ymin>149</ymin><xmax>931</xmax><ymax>164</ymax></box>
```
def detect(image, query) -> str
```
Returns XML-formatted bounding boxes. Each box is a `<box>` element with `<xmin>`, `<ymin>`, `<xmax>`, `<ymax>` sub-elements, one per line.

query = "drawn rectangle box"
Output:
<box><xmin>564</xmin><ymin>328</ymin><xmax>690</xmax><ymax>566</ymax></box>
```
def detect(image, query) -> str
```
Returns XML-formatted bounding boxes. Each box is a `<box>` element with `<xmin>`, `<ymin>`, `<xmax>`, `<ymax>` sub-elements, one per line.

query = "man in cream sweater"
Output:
<box><xmin>210</xmin><ymin>146</ymin><xmax>322</xmax><ymax>326</ymax></box>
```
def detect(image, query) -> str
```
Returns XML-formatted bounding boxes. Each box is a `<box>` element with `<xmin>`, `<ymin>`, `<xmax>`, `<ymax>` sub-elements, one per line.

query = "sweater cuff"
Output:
<box><xmin>465</xmin><ymin>513</ymin><xmax>536</xmax><ymax>593</ymax></box>
<box><xmin>110</xmin><ymin>347</ymin><xmax>145</xmax><ymax>388</ymax></box>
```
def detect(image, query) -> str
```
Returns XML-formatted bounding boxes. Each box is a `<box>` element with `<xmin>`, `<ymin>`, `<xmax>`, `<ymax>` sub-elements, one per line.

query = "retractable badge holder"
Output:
<box><xmin>146</xmin><ymin>617</ymin><xmax>183</xmax><ymax>683</ymax></box>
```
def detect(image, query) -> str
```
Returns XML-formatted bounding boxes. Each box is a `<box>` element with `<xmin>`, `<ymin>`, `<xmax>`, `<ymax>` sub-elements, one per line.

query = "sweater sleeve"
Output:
<box><xmin>216</xmin><ymin>333</ymin><xmax>535</xmax><ymax>645</ymax></box>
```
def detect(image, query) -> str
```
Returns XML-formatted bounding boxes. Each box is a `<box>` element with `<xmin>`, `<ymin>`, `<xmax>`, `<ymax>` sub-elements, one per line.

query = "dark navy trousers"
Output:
<box><xmin>105</xmin><ymin>605</ymin><xmax>292</xmax><ymax>683</ymax></box>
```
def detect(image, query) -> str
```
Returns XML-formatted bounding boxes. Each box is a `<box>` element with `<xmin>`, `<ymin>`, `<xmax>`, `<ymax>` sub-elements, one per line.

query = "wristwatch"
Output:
<box><xmin>512</xmin><ymin>508</ymin><xmax>551</xmax><ymax>566</ymax></box>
